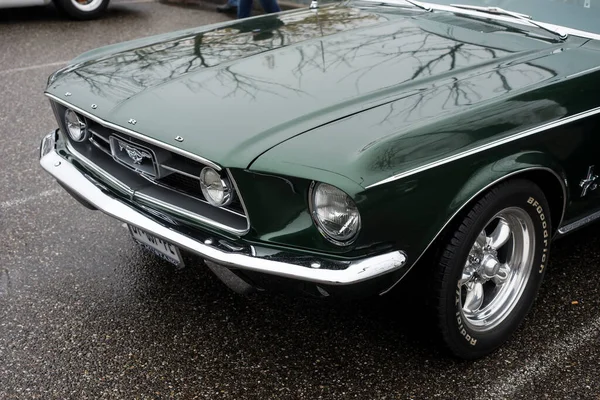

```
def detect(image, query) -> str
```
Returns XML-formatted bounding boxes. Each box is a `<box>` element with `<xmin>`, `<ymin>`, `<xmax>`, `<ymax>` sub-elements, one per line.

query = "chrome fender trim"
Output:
<box><xmin>367</xmin><ymin>106</ymin><xmax>600</xmax><ymax>189</ymax></box>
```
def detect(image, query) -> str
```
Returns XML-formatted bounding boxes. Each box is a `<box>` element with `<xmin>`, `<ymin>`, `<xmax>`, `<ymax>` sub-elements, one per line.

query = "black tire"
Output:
<box><xmin>53</xmin><ymin>0</ymin><xmax>109</xmax><ymax>20</ymax></box>
<box><xmin>433</xmin><ymin>179</ymin><xmax>552</xmax><ymax>359</ymax></box>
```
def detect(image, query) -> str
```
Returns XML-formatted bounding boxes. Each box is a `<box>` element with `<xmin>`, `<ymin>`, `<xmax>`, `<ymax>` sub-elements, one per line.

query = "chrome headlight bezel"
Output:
<box><xmin>200</xmin><ymin>167</ymin><xmax>233</xmax><ymax>207</ymax></box>
<box><xmin>309</xmin><ymin>181</ymin><xmax>362</xmax><ymax>246</ymax></box>
<box><xmin>64</xmin><ymin>108</ymin><xmax>88</xmax><ymax>142</ymax></box>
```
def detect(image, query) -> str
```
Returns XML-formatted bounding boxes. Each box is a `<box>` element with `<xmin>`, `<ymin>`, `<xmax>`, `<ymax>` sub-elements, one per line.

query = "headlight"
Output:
<box><xmin>200</xmin><ymin>167</ymin><xmax>233</xmax><ymax>207</ymax></box>
<box><xmin>310</xmin><ymin>182</ymin><xmax>361</xmax><ymax>245</ymax></box>
<box><xmin>64</xmin><ymin>109</ymin><xmax>88</xmax><ymax>142</ymax></box>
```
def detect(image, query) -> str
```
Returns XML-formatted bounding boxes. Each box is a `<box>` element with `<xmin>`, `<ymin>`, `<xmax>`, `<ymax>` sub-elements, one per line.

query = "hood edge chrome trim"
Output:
<box><xmin>45</xmin><ymin>93</ymin><xmax>222</xmax><ymax>171</ymax></box>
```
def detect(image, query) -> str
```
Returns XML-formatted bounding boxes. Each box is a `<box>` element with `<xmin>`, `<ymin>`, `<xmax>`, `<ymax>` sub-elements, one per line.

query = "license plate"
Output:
<box><xmin>129</xmin><ymin>225</ymin><xmax>184</xmax><ymax>267</ymax></box>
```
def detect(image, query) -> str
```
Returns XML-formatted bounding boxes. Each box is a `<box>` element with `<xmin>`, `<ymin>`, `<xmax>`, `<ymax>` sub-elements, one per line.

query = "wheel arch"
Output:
<box><xmin>380</xmin><ymin>153</ymin><xmax>568</xmax><ymax>295</ymax></box>
<box><xmin>512</xmin><ymin>168</ymin><xmax>567</xmax><ymax>233</ymax></box>
<box><xmin>434</xmin><ymin>152</ymin><xmax>569</xmax><ymax>247</ymax></box>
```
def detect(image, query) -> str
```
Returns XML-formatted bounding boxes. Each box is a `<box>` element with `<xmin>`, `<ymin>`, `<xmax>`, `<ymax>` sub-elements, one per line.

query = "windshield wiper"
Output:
<box><xmin>449</xmin><ymin>4</ymin><xmax>568</xmax><ymax>40</ymax></box>
<box><xmin>404</xmin><ymin>0</ymin><xmax>432</xmax><ymax>12</ymax></box>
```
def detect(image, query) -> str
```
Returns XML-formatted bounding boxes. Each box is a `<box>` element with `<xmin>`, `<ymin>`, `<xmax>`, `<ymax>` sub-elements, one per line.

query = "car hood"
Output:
<box><xmin>46</xmin><ymin>3</ymin><xmax>572</xmax><ymax>171</ymax></box>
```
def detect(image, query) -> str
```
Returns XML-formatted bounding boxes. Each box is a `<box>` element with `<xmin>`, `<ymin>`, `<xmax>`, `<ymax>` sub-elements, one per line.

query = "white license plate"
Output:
<box><xmin>129</xmin><ymin>225</ymin><xmax>184</xmax><ymax>267</ymax></box>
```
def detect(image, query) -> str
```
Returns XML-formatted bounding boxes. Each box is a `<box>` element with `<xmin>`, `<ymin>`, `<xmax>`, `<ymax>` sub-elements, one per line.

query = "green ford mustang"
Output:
<box><xmin>39</xmin><ymin>0</ymin><xmax>600</xmax><ymax>359</ymax></box>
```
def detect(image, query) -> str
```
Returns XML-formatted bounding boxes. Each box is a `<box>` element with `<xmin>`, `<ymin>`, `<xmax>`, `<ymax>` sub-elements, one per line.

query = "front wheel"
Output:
<box><xmin>433</xmin><ymin>179</ymin><xmax>552</xmax><ymax>359</ymax></box>
<box><xmin>54</xmin><ymin>0</ymin><xmax>109</xmax><ymax>20</ymax></box>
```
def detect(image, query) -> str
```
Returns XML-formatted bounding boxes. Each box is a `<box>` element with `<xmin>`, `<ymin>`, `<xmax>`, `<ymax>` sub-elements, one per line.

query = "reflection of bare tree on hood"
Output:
<box><xmin>54</xmin><ymin>8</ymin><xmax>384</xmax><ymax>101</ymax></box>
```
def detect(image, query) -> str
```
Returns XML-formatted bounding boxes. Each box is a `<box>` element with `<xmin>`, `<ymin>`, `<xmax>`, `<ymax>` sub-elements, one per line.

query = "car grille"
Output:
<box><xmin>52</xmin><ymin>102</ymin><xmax>249</xmax><ymax>234</ymax></box>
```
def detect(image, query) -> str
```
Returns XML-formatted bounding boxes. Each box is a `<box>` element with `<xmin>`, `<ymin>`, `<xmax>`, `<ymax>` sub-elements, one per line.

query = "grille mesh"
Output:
<box><xmin>71</xmin><ymin>117</ymin><xmax>247</xmax><ymax>223</ymax></box>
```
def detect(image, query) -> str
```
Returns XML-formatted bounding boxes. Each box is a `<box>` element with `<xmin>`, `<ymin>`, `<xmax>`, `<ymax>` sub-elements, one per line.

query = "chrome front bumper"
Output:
<box><xmin>39</xmin><ymin>132</ymin><xmax>407</xmax><ymax>286</ymax></box>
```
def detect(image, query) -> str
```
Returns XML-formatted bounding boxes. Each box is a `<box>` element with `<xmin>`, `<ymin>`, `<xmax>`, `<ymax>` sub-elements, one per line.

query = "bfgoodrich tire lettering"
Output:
<box><xmin>434</xmin><ymin>179</ymin><xmax>551</xmax><ymax>359</ymax></box>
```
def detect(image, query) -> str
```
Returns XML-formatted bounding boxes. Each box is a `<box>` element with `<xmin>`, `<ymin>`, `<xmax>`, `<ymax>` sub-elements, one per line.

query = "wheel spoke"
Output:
<box><xmin>493</xmin><ymin>263</ymin><xmax>511</xmax><ymax>285</ymax></box>
<box><xmin>459</xmin><ymin>264</ymin><xmax>476</xmax><ymax>286</ymax></box>
<box><xmin>463</xmin><ymin>281</ymin><xmax>484</xmax><ymax>312</ymax></box>
<box><xmin>474</xmin><ymin>230</ymin><xmax>487</xmax><ymax>250</ymax></box>
<box><xmin>488</xmin><ymin>218</ymin><xmax>511</xmax><ymax>250</ymax></box>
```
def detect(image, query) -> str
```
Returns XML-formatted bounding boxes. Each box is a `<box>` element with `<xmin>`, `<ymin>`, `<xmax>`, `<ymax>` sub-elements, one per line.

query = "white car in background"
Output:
<box><xmin>0</xmin><ymin>0</ymin><xmax>109</xmax><ymax>19</ymax></box>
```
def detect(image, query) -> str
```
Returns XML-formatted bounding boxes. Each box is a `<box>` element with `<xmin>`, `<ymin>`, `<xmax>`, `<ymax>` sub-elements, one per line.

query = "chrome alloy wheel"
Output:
<box><xmin>458</xmin><ymin>207</ymin><xmax>536</xmax><ymax>332</ymax></box>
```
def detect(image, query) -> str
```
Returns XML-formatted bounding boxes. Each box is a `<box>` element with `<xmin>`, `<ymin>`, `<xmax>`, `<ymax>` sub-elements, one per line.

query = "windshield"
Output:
<box><xmin>418</xmin><ymin>0</ymin><xmax>600</xmax><ymax>35</ymax></box>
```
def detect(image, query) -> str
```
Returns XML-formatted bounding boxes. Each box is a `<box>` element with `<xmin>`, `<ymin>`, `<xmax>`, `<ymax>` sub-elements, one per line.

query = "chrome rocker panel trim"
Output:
<box><xmin>40</xmin><ymin>132</ymin><xmax>407</xmax><ymax>286</ymax></box>
<box><xmin>557</xmin><ymin>209</ymin><xmax>600</xmax><ymax>236</ymax></box>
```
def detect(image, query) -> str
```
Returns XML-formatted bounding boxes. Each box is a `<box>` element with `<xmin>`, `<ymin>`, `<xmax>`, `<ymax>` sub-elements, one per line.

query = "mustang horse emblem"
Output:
<box><xmin>120</xmin><ymin>143</ymin><xmax>152</xmax><ymax>165</ymax></box>
<box><xmin>580</xmin><ymin>165</ymin><xmax>598</xmax><ymax>197</ymax></box>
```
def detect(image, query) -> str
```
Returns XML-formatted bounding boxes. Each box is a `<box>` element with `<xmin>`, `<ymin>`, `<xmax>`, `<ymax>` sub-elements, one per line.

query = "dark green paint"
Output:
<box><xmin>46</xmin><ymin>1</ymin><xmax>600</xmax><ymax>272</ymax></box>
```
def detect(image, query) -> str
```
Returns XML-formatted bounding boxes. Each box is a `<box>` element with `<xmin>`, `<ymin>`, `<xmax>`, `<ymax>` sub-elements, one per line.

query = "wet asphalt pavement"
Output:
<box><xmin>1</xmin><ymin>2</ymin><xmax>600</xmax><ymax>399</ymax></box>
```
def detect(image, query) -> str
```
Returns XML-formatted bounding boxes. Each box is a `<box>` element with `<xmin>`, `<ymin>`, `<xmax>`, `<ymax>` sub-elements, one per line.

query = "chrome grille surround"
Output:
<box><xmin>47</xmin><ymin>95</ymin><xmax>250</xmax><ymax>235</ymax></box>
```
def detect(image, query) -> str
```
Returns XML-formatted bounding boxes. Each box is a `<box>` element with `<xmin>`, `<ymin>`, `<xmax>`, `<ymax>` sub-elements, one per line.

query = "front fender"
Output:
<box><xmin>447</xmin><ymin>151</ymin><xmax>568</xmax><ymax>232</ymax></box>
<box><xmin>357</xmin><ymin>149</ymin><xmax>568</xmax><ymax>291</ymax></box>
